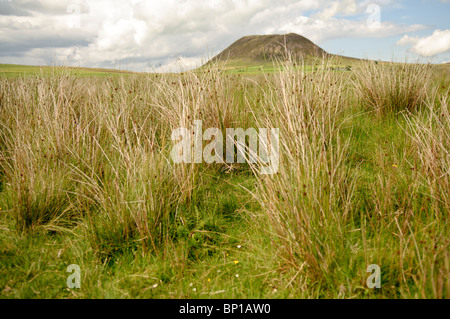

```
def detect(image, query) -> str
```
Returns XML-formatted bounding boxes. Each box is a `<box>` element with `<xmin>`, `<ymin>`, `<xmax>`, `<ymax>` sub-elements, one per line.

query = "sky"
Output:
<box><xmin>0</xmin><ymin>0</ymin><xmax>449</xmax><ymax>72</ymax></box>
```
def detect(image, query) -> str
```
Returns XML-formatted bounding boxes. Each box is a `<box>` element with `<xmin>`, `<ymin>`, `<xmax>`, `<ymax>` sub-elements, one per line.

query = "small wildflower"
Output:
<box><xmin>237</xmin><ymin>245</ymin><xmax>241</xmax><ymax>249</ymax></box>
<box><xmin>234</xmin><ymin>260</ymin><xmax>239</xmax><ymax>265</ymax></box>
<box><xmin>189</xmin><ymin>283</ymin><xmax>193</xmax><ymax>287</ymax></box>
<box><xmin>392</xmin><ymin>164</ymin><xmax>398</xmax><ymax>168</ymax></box>
<box><xmin>207</xmin><ymin>278</ymin><xmax>211</xmax><ymax>282</ymax></box>
<box><xmin>192</xmin><ymin>288</ymin><xmax>197</xmax><ymax>292</ymax></box>
<box><xmin>152</xmin><ymin>283</ymin><xmax>158</xmax><ymax>288</ymax></box>
<box><xmin>235</xmin><ymin>274</ymin><xmax>239</xmax><ymax>278</ymax></box>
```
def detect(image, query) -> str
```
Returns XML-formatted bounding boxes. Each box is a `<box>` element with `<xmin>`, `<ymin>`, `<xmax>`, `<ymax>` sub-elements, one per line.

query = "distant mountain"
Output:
<box><xmin>211</xmin><ymin>33</ymin><xmax>328</xmax><ymax>63</ymax></box>
<box><xmin>205</xmin><ymin>33</ymin><xmax>361</xmax><ymax>70</ymax></box>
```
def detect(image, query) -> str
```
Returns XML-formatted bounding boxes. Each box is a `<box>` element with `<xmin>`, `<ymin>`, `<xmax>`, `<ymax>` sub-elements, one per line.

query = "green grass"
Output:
<box><xmin>0</xmin><ymin>172</ymin><xmax>275</xmax><ymax>298</ymax></box>
<box><xmin>0</xmin><ymin>64</ymin><xmax>137</xmax><ymax>78</ymax></box>
<box><xmin>199</xmin><ymin>58</ymin><xmax>353</xmax><ymax>74</ymax></box>
<box><xmin>0</xmin><ymin>60</ymin><xmax>449</xmax><ymax>299</ymax></box>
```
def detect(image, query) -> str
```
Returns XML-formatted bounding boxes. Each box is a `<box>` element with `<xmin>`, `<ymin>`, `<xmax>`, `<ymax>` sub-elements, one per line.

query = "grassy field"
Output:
<box><xmin>200</xmin><ymin>55</ymin><xmax>357</xmax><ymax>74</ymax></box>
<box><xmin>0</xmin><ymin>59</ymin><xmax>449</xmax><ymax>299</ymax></box>
<box><xmin>0</xmin><ymin>64</ymin><xmax>136</xmax><ymax>78</ymax></box>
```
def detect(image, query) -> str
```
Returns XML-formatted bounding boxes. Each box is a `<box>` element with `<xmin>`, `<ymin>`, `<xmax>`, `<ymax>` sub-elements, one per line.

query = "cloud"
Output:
<box><xmin>397</xmin><ymin>29</ymin><xmax>450</xmax><ymax>57</ymax></box>
<box><xmin>0</xmin><ymin>0</ymin><xmax>432</xmax><ymax>71</ymax></box>
<box><xmin>272</xmin><ymin>16</ymin><xmax>424</xmax><ymax>44</ymax></box>
<box><xmin>313</xmin><ymin>0</ymin><xmax>358</xmax><ymax>20</ymax></box>
<box><xmin>0</xmin><ymin>0</ymin><xmax>31</xmax><ymax>16</ymax></box>
<box><xmin>7</xmin><ymin>0</ymin><xmax>89</xmax><ymax>15</ymax></box>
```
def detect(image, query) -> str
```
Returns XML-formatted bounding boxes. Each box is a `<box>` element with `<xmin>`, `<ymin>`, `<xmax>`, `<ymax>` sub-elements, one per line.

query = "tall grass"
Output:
<box><xmin>245</xmin><ymin>59</ymin><xmax>449</xmax><ymax>297</ymax></box>
<box><xmin>352</xmin><ymin>61</ymin><xmax>433</xmax><ymax>115</ymax></box>
<box><xmin>0</xmin><ymin>72</ymin><xmax>84</xmax><ymax>231</ymax></box>
<box><xmin>405</xmin><ymin>92</ymin><xmax>449</xmax><ymax>213</ymax></box>
<box><xmin>248</xmin><ymin>58</ymin><xmax>356</xmax><ymax>284</ymax></box>
<box><xmin>0</xmin><ymin>65</ymin><xmax>250</xmax><ymax>254</ymax></box>
<box><xmin>1</xmin><ymin>59</ymin><xmax>449</xmax><ymax>298</ymax></box>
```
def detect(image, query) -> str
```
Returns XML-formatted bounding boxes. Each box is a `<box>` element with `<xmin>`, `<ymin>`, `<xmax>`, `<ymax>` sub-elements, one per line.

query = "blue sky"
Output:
<box><xmin>321</xmin><ymin>0</ymin><xmax>450</xmax><ymax>62</ymax></box>
<box><xmin>0</xmin><ymin>0</ymin><xmax>449</xmax><ymax>71</ymax></box>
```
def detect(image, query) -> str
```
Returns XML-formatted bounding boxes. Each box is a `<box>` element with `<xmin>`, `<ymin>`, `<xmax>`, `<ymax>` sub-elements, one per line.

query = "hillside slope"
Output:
<box><xmin>205</xmin><ymin>33</ymin><xmax>363</xmax><ymax>71</ymax></box>
<box><xmin>212</xmin><ymin>33</ymin><xmax>328</xmax><ymax>63</ymax></box>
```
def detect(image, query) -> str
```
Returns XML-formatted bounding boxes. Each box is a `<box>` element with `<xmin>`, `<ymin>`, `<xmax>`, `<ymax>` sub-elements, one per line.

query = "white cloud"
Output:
<box><xmin>313</xmin><ymin>0</ymin><xmax>358</xmax><ymax>20</ymax></box>
<box><xmin>397</xmin><ymin>29</ymin><xmax>450</xmax><ymax>57</ymax></box>
<box><xmin>396</xmin><ymin>34</ymin><xmax>419</xmax><ymax>46</ymax></box>
<box><xmin>0</xmin><ymin>0</ymin><xmax>433</xmax><ymax>71</ymax></box>
<box><xmin>272</xmin><ymin>16</ymin><xmax>424</xmax><ymax>44</ymax></box>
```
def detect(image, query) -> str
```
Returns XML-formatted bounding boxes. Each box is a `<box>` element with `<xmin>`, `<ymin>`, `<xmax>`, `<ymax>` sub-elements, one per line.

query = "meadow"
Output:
<box><xmin>0</xmin><ymin>58</ymin><xmax>449</xmax><ymax>298</ymax></box>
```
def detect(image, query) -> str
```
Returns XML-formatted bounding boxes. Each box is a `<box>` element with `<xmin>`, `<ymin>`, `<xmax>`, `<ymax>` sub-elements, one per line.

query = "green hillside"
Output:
<box><xmin>203</xmin><ymin>33</ymin><xmax>362</xmax><ymax>72</ymax></box>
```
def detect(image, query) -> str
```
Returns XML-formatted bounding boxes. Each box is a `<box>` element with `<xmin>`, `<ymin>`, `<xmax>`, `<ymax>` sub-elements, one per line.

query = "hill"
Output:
<box><xmin>206</xmin><ymin>33</ymin><xmax>361</xmax><ymax>71</ymax></box>
<box><xmin>213</xmin><ymin>33</ymin><xmax>327</xmax><ymax>61</ymax></box>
